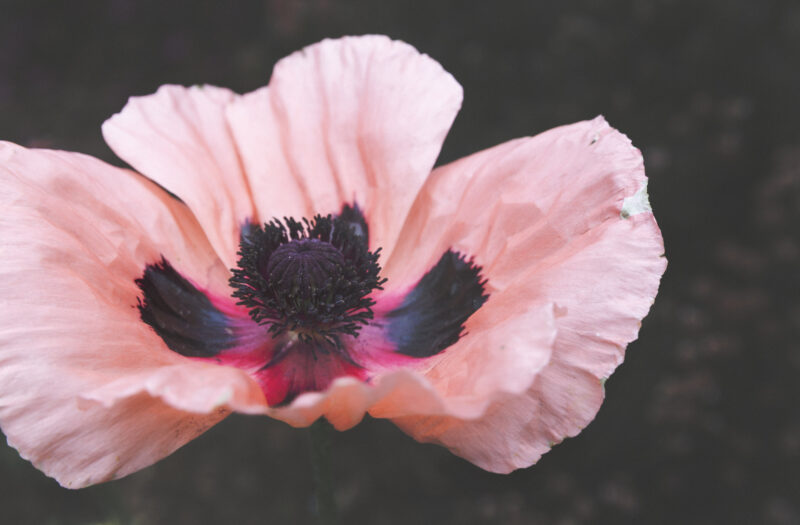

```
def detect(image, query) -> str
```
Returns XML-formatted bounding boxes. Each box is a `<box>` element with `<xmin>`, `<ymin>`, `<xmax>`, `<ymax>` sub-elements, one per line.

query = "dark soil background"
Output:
<box><xmin>1</xmin><ymin>1</ymin><xmax>798</xmax><ymax>523</ymax></box>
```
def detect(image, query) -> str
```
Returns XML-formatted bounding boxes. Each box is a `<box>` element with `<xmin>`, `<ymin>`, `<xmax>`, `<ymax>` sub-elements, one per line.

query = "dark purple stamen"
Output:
<box><xmin>229</xmin><ymin>209</ymin><xmax>385</xmax><ymax>345</ymax></box>
<box><xmin>264</xmin><ymin>238</ymin><xmax>346</xmax><ymax>293</ymax></box>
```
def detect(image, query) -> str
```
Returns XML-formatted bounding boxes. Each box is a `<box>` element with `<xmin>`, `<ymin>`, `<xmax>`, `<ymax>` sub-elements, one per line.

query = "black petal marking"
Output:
<box><xmin>338</xmin><ymin>203</ymin><xmax>369</xmax><ymax>247</ymax></box>
<box><xmin>386</xmin><ymin>250</ymin><xmax>489</xmax><ymax>358</ymax></box>
<box><xmin>136</xmin><ymin>257</ymin><xmax>236</xmax><ymax>358</ymax></box>
<box><xmin>239</xmin><ymin>218</ymin><xmax>258</xmax><ymax>241</ymax></box>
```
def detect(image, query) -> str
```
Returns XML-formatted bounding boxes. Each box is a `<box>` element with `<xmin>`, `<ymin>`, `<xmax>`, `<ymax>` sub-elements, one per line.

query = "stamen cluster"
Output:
<box><xmin>230</xmin><ymin>214</ymin><xmax>386</xmax><ymax>345</ymax></box>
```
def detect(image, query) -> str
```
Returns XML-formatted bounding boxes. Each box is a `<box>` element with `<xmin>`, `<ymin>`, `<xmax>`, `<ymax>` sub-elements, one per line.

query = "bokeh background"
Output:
<box><xmin>1</xmin><ymin>1</ymin><xmax>798</xmax><ymax>523</ymax></box>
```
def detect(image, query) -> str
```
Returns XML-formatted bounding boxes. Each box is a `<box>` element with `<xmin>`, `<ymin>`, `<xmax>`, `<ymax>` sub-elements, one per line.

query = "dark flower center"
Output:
<box><xmin>264</xmin><ymin>238</ymin><xmax>346</xmax><ymax>293</ymax></box>
<box><xmin>229</xmin><ymin>214</ymin><xmax>386</xmax><ymax>345</ymax></box>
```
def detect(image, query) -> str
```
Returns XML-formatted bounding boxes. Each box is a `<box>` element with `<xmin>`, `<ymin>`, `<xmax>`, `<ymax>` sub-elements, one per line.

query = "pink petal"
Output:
<box><xmin>385</xmin><ymin>117</ymin><xmax>666</xmax><ymax>471</ymax></box>
<box><xmin>0</xmin><ymin>143</ymin><xmax>266</xmax><ymax>487</ymax></box>
<box><xmin>253</xmin><ymin>299</ymin><xmax>556</xmax><ymax>431</ymax></box>
<box><xmin>266</xmin><ymin>370</ymin><xmax>440</xmax><ymax>431</ymax></box>
<box><xmin>102</xmin><ymin>85</ymin><xmax>255</xmax><ymax>267</ymax></box>
<box><xmin>226</xmin><ymin>35</ymin><xmax>462</xmax><ymax>256</ymax></box>
<box><xmin>393</xmin><ymin>357</ymin><xmax>605</xmax><ymax>473</ymax></box>
<box><xmin>371</xmin><ymin>295</ymin><xmax>558</xmax><ymax>419</ymax></box>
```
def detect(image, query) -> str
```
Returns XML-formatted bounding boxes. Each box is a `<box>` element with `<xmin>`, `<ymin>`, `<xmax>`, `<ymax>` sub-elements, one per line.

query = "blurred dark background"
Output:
<box><xmin>1</xmin><ymin>1</ymin><xmax>798</xmax><ymax>523</ymax></box>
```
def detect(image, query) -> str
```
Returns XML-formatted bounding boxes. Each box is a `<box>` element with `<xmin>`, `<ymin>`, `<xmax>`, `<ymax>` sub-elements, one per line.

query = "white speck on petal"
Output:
<box><xmin>621</xmin><ymin>182</ymin><xmax>651</xmax><ymax>219</ymax></box>
<box><xmin>214</xmin><ymin>389</ymin><xmax>232</xmax><ymax>407</ymax></box>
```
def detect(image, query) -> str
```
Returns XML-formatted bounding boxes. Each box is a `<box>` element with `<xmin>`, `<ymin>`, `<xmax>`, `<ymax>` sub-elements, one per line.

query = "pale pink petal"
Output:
<box><xmin>393</xmin><ymin>357</ymin><xmax>605</xmax><ymax>473</ymax></box>
<box><xmin>102</xmin><ymin>85</ymin><xmax>255</xmax><ymax>267</ymax></box>
<box><xmin>371</xmin><ymin>296</ymin><xmax>557</xmax><ymax>419</ymax></box>
<box><xmin>267</xmin><ymin>370</ymin><xmax>442</xmax><ymax>431</ymax></box>
<box><xmin>80</xmin><ymin>361</ymin><xmax>268</xmax><ymax>416</ymax></box>
<box><xmin>386</xmin><ymin>117</ymin><xmax>663</xmax><ymax>373</ymax></box>
<box><xmin>255</xmin><ymin>301</ymin><xmax>556</xmax><ymax>430</ymax></box>
<box><xmin>6</xmin><ymin>393</ymin><xmax>228</xmax><ymax>489</ymax></box>
<box><xmin>0</xmin><ymin>143</ymin><xmax>267</xmax><ymax>487</ymax></box>
<box><xmin>382</xmin><ymin>117</ymin><xmax>665</xmax><ymax>470</ymax></box>
<box><xmin>227</xmin><ymin>35</ymin><xmax>462</xmax><ymax>256</ymax></box>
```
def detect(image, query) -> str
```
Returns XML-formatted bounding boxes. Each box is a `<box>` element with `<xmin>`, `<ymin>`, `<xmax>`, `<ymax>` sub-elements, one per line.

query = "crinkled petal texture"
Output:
<box><xmin>0</xmin><ymin>143</ymin><xmax>268</xmax><ymax>488</ymax></box>
<box><xmin>215</xmin><ymin>36</ymin><xmax>561</xmax><ymax>432</ymax></box>
<box><xmin>102</xmin><ymin>85</ymin><xmax>255</xmax><ymax>268</ymax></box>
<box><xmin>264</xmin><ymin>302</ymin><xmax>558</xmax><ymax>431</ymax></box>
<box><xmin>383</xmin><ymin>117</ymin><xmax>666</xmax><ymax>473</ymax></box>
<box><xmin>0</xmin><ymin>35</ymin><xmax>470</xmax><ymax>487</ymax></box>
<box><xmin>103</xmin><ymin>36</ymin><xmax>463</xmax><ymax>266</ymax></box>
<box><xmin>0</xmin><ymin>34</ymin><xmax>665</xmax><ymax>484</ymax></box>
<box><xmin>256</xmin><ymin>117</ymin><xmax>665</xmax><ymax>469</ymax></box>
<box><xmin>226</xmin><ymin>35</ymin><xmax>463</xmax><ymax>254</ymax></box>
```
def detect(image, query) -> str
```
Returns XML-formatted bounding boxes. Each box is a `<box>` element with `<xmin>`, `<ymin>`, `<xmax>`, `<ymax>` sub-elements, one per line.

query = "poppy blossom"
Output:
<box><xmin>0</xmin><ymin>35</ymin><xmax>665</xmax><ymax>488</ymax></box>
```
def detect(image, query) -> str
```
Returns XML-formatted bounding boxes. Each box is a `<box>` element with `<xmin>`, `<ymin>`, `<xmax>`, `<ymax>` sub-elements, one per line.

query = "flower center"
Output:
<box><xmin>264</xmin><ymin>238</ymin><xmax>346</xmax><ymax>293</ymax></box>
<box><xmin>230</xmin><ymin>214</ymin><xmax>385</xmax><ymax>345</ymax></box>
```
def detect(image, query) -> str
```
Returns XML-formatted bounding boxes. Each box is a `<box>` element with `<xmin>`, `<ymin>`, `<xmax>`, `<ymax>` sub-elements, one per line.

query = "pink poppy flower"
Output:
<box><xmin>0</xmin><ymin>35</ymin><xmax>665</xmax><ymax>488</ymax></box>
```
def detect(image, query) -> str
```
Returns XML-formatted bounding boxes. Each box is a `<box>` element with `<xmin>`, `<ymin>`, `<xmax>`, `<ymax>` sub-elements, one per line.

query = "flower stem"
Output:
<box><xmin>309</xmin><ymin>419</ymin><xmax>337</xmax><ymax>524</ymax></box>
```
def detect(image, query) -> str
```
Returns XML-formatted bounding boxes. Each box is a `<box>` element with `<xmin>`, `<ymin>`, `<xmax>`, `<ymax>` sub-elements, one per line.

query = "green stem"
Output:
<box><xmin>309</xmin><ymin>419</ymin><xmax>337</xmax><ymax>524</ymax></box>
